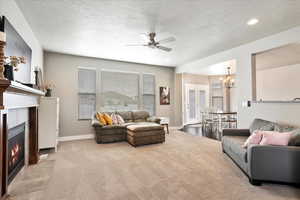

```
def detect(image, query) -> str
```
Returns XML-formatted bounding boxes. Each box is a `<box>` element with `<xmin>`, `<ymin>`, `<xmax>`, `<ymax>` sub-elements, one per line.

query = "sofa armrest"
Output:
<box><xmin>222</xmin><ymin>129</ymin><xmax>250</xmax><ymax>137</ymax></box>
<box><xmin>91</xmin><ymin>119</ymin><xmax>103</xmax><ymax>128</ymax></box>
<box><xmin>247</xmin><ymin>145</ymin><xmax>300</xmax><ymax>183</ymax></box>
<box><xmin>147</xmin><ymin>116</ymin><xmax>161</xmax><ymax>124</ymax></box>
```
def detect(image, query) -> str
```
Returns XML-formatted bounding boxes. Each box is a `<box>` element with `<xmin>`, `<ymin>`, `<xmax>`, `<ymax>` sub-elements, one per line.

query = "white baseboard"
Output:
<box><xmin>58</xmin><ymin>134</ymin><xmax>94</xmax><ymax>142</ymax></box>
<box><xmin>169</xmin><ymin>126</ymin><xmax>182</xmax><ymax>130</ymax></box>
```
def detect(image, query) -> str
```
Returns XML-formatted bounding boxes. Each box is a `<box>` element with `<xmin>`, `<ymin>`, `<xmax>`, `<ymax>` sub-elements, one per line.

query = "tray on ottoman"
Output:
<box><xmin>126</xmin><ymin>123</ymin><xmax>165</xmax><ymax>147</ymax></box>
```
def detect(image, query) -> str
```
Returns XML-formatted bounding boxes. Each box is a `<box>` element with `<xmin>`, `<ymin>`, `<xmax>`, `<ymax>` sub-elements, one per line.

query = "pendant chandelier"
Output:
<box><xmin>224</xmin><ymin>66</ymin><xmax>235</xmax><ymax>88</ymax></box>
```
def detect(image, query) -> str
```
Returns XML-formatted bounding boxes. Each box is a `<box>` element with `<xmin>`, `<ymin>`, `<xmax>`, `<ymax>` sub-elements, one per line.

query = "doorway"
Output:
<box><xmin>184</xmin><ymin>84</ymin><xmax>209</xmax><ymax>124</ymax></box>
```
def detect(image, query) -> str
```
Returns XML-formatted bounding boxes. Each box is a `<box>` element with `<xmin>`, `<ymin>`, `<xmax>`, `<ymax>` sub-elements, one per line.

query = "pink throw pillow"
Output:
<box><xmin>259</xmin><ymin>131</ymin><xmax>292</xmax><ymax>146</ymax></box>
<box><xmin>243</xmin><ymin>131</ymin><xmax>263</xmax><ymax>148</ymax></box>
<box><xmin>116</xmin><ymin>114</ymin><xmax>125</xmax><ymax>124</ymax></box>
<box><xmin>111</xmin><ymin>113</ymin><xmax>119</xmax><ymax>125</ymax></box>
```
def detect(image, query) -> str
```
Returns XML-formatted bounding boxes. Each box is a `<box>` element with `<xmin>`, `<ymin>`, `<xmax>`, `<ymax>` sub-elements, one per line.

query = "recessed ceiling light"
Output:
<box><xmin>247</xmin><ymin>18</ymin><xmax>259</xmax><ymax>26</ymax></box>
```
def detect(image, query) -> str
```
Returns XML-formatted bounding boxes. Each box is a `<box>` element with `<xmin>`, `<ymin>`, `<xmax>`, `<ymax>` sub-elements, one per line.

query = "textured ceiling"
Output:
<box><xmin>15</xmin><ymin>0</ymin><xmax>300</xmax><ymax>67</ymax></box>
<box><xmin>189</xmin><ymin>60</ymin><xmax>236</xmax><ymax>76</ymax></box>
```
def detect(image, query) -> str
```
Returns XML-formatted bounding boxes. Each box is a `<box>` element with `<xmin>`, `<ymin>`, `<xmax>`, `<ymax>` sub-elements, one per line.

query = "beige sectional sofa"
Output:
<box><xmin>91</xmin><ymin>110</ymin><xmax>165</xmax><ymax>146</ymax></box>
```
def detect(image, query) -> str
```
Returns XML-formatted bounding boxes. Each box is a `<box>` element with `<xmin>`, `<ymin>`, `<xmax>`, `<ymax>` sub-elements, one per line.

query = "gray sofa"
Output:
<box><xmin>222</xmin><ymin>118</ymin><xmax>300</xmax><ymax>185</ymax></box>
<box><xmin>91</xmin><ymin>110</ymin><xmax>165</xmax><ymax>146</ymax></box>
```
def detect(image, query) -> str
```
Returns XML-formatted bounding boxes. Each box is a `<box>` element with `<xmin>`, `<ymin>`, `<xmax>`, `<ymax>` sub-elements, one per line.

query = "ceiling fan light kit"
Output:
<box><xmin>127</xmin><ymin>32</ymin><xmax>175</xmax><ymax>52</ymax></box>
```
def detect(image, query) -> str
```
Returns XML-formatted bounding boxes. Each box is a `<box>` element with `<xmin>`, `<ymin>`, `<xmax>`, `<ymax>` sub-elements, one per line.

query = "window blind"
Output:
<box><xmin>78</xmin><ymin>68</ymin><xmax>96</xmax><ymax>119</ymax></box>
<box><xmin>143</xmin><ymin>74</ymin><xmax>155</xmax><ymax>115</ymax></box>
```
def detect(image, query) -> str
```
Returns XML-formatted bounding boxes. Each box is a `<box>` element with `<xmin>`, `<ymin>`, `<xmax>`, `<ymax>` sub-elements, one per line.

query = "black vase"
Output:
<box><xmin>4</xmin><ymin>65</ymin><xmax>14</xmax><ymax>81</ymax></box>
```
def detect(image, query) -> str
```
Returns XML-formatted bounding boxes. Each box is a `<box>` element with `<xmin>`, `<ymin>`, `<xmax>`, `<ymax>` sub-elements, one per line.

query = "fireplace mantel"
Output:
<box><xmin>0</xmin><ymin>79</ymin><xmax>44</xmax><ymax>200</ymax></box>
<box><xmin>6</xmin><ymin>81</ymin><xmax>44</xmax><ymax>95</ymax></box>
<box><xmin>0</xmin><ymin>80</ymin><xmax>45</xmax><ymax>110</ymax></box>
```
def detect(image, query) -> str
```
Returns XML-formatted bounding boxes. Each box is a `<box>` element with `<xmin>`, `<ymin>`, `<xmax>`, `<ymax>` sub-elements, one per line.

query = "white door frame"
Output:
<box><xmin>184</xmin><ymin>83</ymin><xmax>209</xmax><ymax>125</ymax></box>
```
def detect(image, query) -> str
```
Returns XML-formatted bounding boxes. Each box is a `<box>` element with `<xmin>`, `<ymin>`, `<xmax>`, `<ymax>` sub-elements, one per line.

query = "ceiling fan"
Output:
<box><xmin>127</xmin><ymin>32</ymin><xmax>176</xmax><ymax>52</ymax></box>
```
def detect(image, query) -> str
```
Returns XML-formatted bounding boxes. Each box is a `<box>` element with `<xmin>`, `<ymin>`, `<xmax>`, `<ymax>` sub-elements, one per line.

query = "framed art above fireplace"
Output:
<box><xmin>3</xmin><ymin>16</ymin><xmax>32</xmax><ymax>83</ymax></box>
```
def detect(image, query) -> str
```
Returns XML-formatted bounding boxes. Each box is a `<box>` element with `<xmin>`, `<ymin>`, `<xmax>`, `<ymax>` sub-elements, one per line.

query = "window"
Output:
<box><xmin>211</xmin><ymin>81</ymin><xmax>224</xmax><ymax>111</ymax></box>
<box><xmin>77</xmin><ymin>69</ymin><xmax>156</xmax><ymax>119</ymax></box>
<box><xmin>78</xmin><ymin>68</ymin><xmax>96</xmax><ymax>119</ymax></box>
<box><xmin>143</xmin><ymin>74</ymin><xmax>155</xmax><ymax>115</ymax></box>
<box><xmin>212</xmin><ymin>96</ymin><xmax>223</xmax><ymax>111</ymax></box>
<box><xmin>100</xmin><ymin>71</ymin><xmax>139</xmax><ymax>112</ymax></box>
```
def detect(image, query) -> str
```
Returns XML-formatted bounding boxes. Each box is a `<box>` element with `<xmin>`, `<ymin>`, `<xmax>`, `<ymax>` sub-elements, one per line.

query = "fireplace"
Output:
<box><xmin>0</xmin><ymin>76</ymin><xmax>41</xmax><ymax>199</ymax></box>
<box><xmin>7</xmin><ymin>123</ymin><xmax>25</xmax><ymax>185</ymax></box>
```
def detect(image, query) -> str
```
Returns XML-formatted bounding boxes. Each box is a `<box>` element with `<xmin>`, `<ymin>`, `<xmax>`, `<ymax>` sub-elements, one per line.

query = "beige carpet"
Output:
<box><xmin>8</xmin><ymin>131</ymin><xmax>300</xmax><ymax>200</ymax></box>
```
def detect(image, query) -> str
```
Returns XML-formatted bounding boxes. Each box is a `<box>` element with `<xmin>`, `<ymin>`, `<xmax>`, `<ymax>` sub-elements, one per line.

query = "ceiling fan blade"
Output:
<box><xmin>158</xmin><ymin>36</ymin><xmax>176</xmax><ymax>44</ymax></box>
<box><xmin>157</xmin><ymin>45</ymin><xmax>172</xmax><ymax>52</ymax></box>
<box><xmin>125</xmin><ymin>44</ymin><xmax>148</xmax><ymax>47</ymax></box>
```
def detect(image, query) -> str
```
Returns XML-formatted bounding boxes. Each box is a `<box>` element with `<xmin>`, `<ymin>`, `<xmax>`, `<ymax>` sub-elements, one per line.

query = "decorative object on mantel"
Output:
<box><xmin>3</xmin><ymin>56</ymin><xmax>26</xmax><ymax>81</ymax></box>
<box><xmin>4</xmin><ymin>64</ymin><xmax>13</xmax><ymax>80</ymax></box>
<box><xmin>4</xmin><ymin>56</ymin><xmax>26</xmax><ymax>71</ymax></box>
<box><xmin>223</xmin><ymin>66</ymin><xmax>235</xmax><ymax>89</ymax></box>
<box><xmin>42</xmin><ymin>82</ymin><xmax>54</xmax><ymax>97</ymax></box>
<box><xmin>37</xmin><ymin>67</ymin><xmax>44</xmax><ymax>90</ymax></box>
<box><xmin>34</xmin><ymin>66</ymin><xmax>40</xmax><ymax>87</ymax></box>
<box><xmin>160</xmin><ymin>86</ymin><xmax>170</xmax><ymax>105</ymax></box>
<box><xmin>0</xmin><ymin>31</ymin><xmax>6</xmax><ymax>80</ymax></box>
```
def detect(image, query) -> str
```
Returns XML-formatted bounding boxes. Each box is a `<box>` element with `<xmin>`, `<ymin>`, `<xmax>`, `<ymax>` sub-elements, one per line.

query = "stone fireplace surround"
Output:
<box><xmin>0</xmin><ymin>79</ymin><xmax>44</xmax><ymax>200</ymax></box>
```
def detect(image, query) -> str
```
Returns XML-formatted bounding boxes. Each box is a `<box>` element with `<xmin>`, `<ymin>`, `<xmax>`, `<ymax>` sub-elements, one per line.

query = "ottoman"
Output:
<box><xmin>126</xmin><ymin>123</ymin><xmax>165</xmax><ymax>147</ymax></box>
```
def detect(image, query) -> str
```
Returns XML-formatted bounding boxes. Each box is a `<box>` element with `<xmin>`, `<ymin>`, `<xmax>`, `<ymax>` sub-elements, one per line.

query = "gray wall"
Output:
<box><xmin>174</xmin><ymin>73</ymin><xmax>183</xmax><ymax>126</ymax></box>
<box><xmin>44</xmin><ymin>52</ymin><xmax>178</xmax><ymax>137</ymax></box>
<box><xmin>177</xmin><ymin>25</ymin><xmax>300</xmax><ymax>128</ymax></box>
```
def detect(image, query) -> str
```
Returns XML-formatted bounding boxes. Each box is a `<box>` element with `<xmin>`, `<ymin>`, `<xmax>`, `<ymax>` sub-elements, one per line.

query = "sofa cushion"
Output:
<box><xmin>121</xmin><ymin>122</ymin><xmax>151</xmax><ymax>127</ymax></box>
<box><xmin>104</xmin><ymin>112</ymin><xmax>114</xmax><ymax>116</ymax></box>
<box><xmin>111</xmin><ymin>113</ymin><xmax>119</xmax><ymax>125</ymax></box>
<box><xmin>103</xmin><ymin>113</ymin><xmax>113</xmax><ymax>125</ymax></box>
<box><xmin>242</xmin><ymin>131</ymin><xmax>263</xmax><ymax>148</ymax></box>
<box><xmin>222</xmin><ymin>136</ymin><xmax>248</xmax><ymax>163</ymax></box>
<box><xmin>127</xmin><ymin>123</ymin><xmax>163</xmax><ymax>132</ymax></box>
<box><xmin>274</xmin><ymin>124</ymin><xmax>295</xmax><ymax>132</ymax></box>
<box><xmin>101</xmin><ymin>125</ymin><xmax>126</xmax><ymax>130</ymax></box>
<box><xmin>249</xmin><ymin>119</ymin><xmax>275</xmax><ymax>134</ymax></box>
<box><xmin>116</xmin><ymin>111</ymin><xmax>133</xmax><ymax>122</ymax></box>
<box><xmin>120</xmin><ymin>122</ymin><xmax>135</xmax><ymax>127</ymax></box>
<box><xmin>289</xmin><ymin>128</ymin><xmax>300</xmax><ymax>146</ymax></box>
<box><xmin>259</xmin><ymin>131</ymin><xmax>292</xmax><ymax>146</ymax></box>
<box><xmin>96</xmin><ymin>112</ymin><xmax>107</xmax><ymax>125</ymax></box>
<box><xmin>147</xmin><ymin>116</ymin><xmax>161</xmax><ymax>124</ymax></box>
<box><xmin>132</xmin><ymin>111</ymin><xmax>150</xmax><ymax>122</ymax></box>
<box><xmin>116</xmin><ymin>114</ymin><xmax>125</xmax><ymax>124</ymax></box>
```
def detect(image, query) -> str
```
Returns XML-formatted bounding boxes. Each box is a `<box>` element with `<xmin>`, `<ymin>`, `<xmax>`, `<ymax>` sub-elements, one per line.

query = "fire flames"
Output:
<box><xmin>9</xmin><ymin>144</ymin><xmax>21</xmax><ymax>167</ymax></box>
